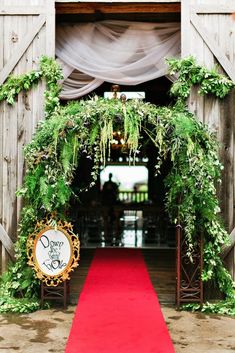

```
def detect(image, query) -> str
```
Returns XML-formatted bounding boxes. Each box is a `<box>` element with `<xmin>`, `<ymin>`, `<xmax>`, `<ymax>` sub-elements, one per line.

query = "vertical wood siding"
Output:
<box><xmin>182</xmin><ymin>0</ymin><xmax>235</xmax><ymax>278</ymax></box>
<box><xmin>0</xmin><ymin>0</ymin><xmax>234</xmax><ymax>279</ymax></box>
<box><xmin>0</xmin><ymin>0</ymin><xmax>55</xmax><ymax>272</ymax></box>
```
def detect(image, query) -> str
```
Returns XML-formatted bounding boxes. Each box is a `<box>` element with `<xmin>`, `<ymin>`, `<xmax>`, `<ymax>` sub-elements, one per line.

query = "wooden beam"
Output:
<box><xmin>0</xmin><ymin>6</ymin><xmax>46</xmax><ymax>15</ymax></box>
<box><xmin>56</xmin><ymin>0</ymin><xmax>180</xmax><ymax>2</ymax></box>
<box><xmin>0</xmin><ymin>224</ymin><xmax>15</xmax><ymax>260</ymax></box>
<box><xmin>1</xmin><ymin>246</ymin><xmax>8</xmax><ymax>274</ymax></box>
<box><xmin>193</xmin><ymin>4</ymin><xmax>235</xmax><ymax>14</ymax></box>
<box><xmin>181</xmin><ymin>0</ymin><xmax>191</xmax><ymax>57</ymax></box>
<box><xmin>0</xmin><ymin>14</ymin><xmax>46</xmax><ymax>85</ymax></box>
<box><xmin>190</xmin><ymin>13</ymin><xmax>235</xmax><ymax>82</ymax></box>
<box><xmin>46</xmin><ymin>0</ymin><xmax>56</xmax><ymax>57</ymax></box>
<box><xmin>221</xmin><ymin>227</ymin><xmax>235</xmax><ymax>260</ymax></box>
<box><xmin>56</xmin><ymin>2</ymin><xmax>181</xmax><ymax>15</ymax></box>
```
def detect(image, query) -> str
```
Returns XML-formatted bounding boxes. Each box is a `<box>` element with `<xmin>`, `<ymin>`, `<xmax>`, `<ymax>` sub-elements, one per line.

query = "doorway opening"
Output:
<box><xmin>68</xmin><ymin>76</ymin><xmax>175</xmax><ymax>249</ymax></box>
<box><xmin>66</xmin><ymin>78</ymin><xmax>178</xmax><ymax>304</ymax></box>
<box><xmin>55</xmin><ymin>10</ymin><xmax>181</xmax><ymax>304</ymax></box>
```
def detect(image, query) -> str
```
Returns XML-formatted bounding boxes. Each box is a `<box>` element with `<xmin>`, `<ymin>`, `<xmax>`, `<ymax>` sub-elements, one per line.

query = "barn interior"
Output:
<box><xmin>55</xmin><ymin>3</ymin><xmax>181</xmax><ymax>304</ymax></box>
<box><xmin>68</xmin><ymin>79</ymin><xmax>176</xmax><ymax>250</ymax></box>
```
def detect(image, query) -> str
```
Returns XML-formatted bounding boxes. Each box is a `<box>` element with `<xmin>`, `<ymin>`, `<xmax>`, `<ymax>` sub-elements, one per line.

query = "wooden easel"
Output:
<box><xmin>41</xmin><ymin>281</ymin><xmax>70</xmax><ymax>310</ymax></box>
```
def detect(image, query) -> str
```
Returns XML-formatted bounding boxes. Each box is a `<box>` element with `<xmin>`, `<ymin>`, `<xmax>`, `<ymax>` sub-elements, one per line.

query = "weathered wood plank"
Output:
<box><xmin>4</xmin><ymin>5</ymin><xmax>21</xmax><ymax>241</ymax></box>
<box><xmin>4</xmin><ymin>0</ymin><xmax>49</xmax><ymax>7</ymax></box>
<box><xmin>219</xmin><ymin>9</ymin><xmax>235</xmax><ymax>251</ymax></box>
<box><xmin>56</xmin><ymin>0</ymin><xmax>180</xmax><ymax>3</ymax></box>
<box><xmin>191</xmin><ymin>3</ymin><xmax>206</xmax><ymax>123</ymax></box>
<box><xmin>0</xmin><ymin>14</ymin><xmax>46</xmax><ymax>85</ymax></box>
<box><xmin>16</xmin><ymin>14</ymin><xmax>32</xmax><ymax>225</ymax></box>
<box><xmin>0</xmin><ymin>0</ymin><xmax>55</xmax><ymax>259</ymax></box>
<box><xmin>56</xmin><ymin>2</ymin><xmax>181</xmax><ymax>14</ymax></box>
<box><xmin>0</xmin><ymin>13</ymin><xmax>3</xmax><ymax>241</ymax></box>
<box><xmin>181</xmin><ymin>0</ymin><xmax>235</xmax><ymax>233</ymax></box>
<box><xmin>218</xmin><ymin>13</ymin><xmax>235</xmax><ymax>232</ymax></box>
<box><xmin>190</xmin><ymin>13</ymin><xmax>235</xmax><ymax>82</ymax></box>
<box><xmin>0</xmin><ymin>243</ymin><xmax>2</xmax><ymax>273</ymax></box>
<box><xmin>222</xmin><ymin>226</ymin><xmax>235</xmax><ymax>280</ymax></box>
<box><xmin>0</xmin><ymin>10</ymin><xmax>3</xmax><ymax>70</ymax></box>
<box><xmin>181</xmin><ymin>0</ymin><xmax>191</xmax><ymax>56</ymax></box>
<box><xmin>32</xmin><ymin>11</ymin><xmax>47</xmax><ymax>141</ymax></box>
<box><xmin>234</xmin><ymin>90</ymin><xmax>235</xmax><ymax>231</ymax></box>
<box><xmin>2</xmin><ymin>7</ymin><xmax>16</xmax><ymax>244</ymax></box>
<box><xmin>46</xmin><ymin>0</ymin><xmax>55</xmax><ymax>56</ymax></box>
<box><xmin>0</xmin><ymin>224</ymin><xmax>15</xmax><ymax>259</ymax></box>
<box><xmin>193</xmin><ymin>4</ymin><xmax>235</xmax><ymax>14</ymax></box>
<box><xmin>182</xmin><ymin>0</ymin><xmax>204</xmax><ymax>121</ymax></box>
<box><xmin>1</xmin><ymin>247</ymin><xmax>8</xmax><ymax>274</ymax></box>
<box><xmin>202</xmin><ymin>12</ymin><xmax>219</xmax><ymax>127</ymax></box>
<box><xmin>219</xmin><ymin>96</ymin><xmax>234</xmax><ymax>231</ymax></box>
<box><xmin>0</xmin><ymin>6</ymin><xmax>46</xmax><ymax>15</ymax></box>
<box><xmin>225</xmin><ymin>249</ymin><xmax>235</xmax><ymax>280</ymax></box>
<box><xmin>221</xmin><ymin>227</ymin><xmax>235</xmax><ymax>259</ymax></box>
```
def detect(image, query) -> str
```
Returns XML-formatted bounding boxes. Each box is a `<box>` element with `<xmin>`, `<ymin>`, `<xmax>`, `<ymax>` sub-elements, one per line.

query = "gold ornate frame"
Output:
<box><xmin>27</xmin><ymin>218</ymin><xmax>80</xmax><ymax>286</ymax></box>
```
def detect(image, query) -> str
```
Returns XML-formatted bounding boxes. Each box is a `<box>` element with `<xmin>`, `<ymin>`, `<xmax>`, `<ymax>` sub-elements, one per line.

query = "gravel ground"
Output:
<box><xmin>0</xmin><ymin>305</ymin><xmax>234</xmax><ymax>353</ymax></box>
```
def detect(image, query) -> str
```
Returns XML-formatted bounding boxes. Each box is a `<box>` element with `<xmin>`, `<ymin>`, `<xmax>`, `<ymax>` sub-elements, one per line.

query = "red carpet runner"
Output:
<box><xmin>65</xmin><ymin>248</ymin><xmax>175</xmax><ymax>353</ymax></box>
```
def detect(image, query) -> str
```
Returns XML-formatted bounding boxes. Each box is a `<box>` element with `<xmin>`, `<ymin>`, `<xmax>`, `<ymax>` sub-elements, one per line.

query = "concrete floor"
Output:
<box><xmin>0</xmin><ymin>305</ymin><xmax>234</xmax><ymax>353</ymax></box>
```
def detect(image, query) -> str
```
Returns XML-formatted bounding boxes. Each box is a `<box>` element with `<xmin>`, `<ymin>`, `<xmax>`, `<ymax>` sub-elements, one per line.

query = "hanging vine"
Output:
<box><xmin>0</xmin><ymin>56</ymin><xmax>234</xmax><ymax>314</ymax></box>
<box><xmin>0</xmin><ymin>56</ymin><xmax>62</xmax><ymax>115</ymax></box>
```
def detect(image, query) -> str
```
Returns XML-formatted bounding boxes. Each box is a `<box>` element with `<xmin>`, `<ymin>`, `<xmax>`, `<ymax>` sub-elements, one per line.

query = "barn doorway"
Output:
<box><xmin>69</xmin><ymin>77</ymin><xmax>175</xmax><ymax>250</ymax></box>
<box><xmin>67</xmin><ymin>77</ymin><xmax>177</xmax><ymax>304</ymax></box>
<box><xmin>55</xmin><ymin>8</ymin><xmax>183</xmax><ymax>305</ymax></box>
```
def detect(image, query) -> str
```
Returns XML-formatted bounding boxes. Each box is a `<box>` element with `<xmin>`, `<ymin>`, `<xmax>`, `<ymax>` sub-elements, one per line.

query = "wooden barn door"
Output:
<box><xmin>180</xmin><ymin>0</ymin><xmax>235</xmax><ymax>281</ymax></box>
<box><xmin>0</xmin><ymin>0</ymin><xmax>55</xmax><ymax>272</ymax></box>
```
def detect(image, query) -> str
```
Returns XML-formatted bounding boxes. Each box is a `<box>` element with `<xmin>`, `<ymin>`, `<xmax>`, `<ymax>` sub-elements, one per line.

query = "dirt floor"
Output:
<box><xmin>0</xmin><ymin>305</ymin><xmax>234</xmax><ymax>353</ymax></box>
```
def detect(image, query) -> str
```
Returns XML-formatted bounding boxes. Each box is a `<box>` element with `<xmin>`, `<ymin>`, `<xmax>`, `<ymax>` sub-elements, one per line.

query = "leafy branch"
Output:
<box><xmin>167</xmin><ymin>56</ymin><xmax>234</xmax><ymax>101</ymax></box>
<box><xmin>0</xmin><ymin>56</ymin><xmax>63</xmax><ymax>114</ymax></box>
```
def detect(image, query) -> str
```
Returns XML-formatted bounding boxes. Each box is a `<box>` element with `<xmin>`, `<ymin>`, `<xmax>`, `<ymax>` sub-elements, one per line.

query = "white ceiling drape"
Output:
<box><xmin>56</xmin><ymin>21</ymin><xmax>181</xmax><ymax>99</ymax></box>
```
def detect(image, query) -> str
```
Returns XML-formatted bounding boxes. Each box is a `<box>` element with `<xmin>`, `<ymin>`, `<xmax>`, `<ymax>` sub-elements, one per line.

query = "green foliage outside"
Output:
<box><xmin>0</xmin><ymin>56</ymin><xmax>234</xmax><ymax>315</ymax></box>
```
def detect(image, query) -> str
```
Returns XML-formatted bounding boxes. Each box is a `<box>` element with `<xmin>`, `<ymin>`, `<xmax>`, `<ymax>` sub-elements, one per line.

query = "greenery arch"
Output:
<box><xmin>0</xmin><ymin>57</ymin><xmax>234</xmax><ymax>314</ymax></box>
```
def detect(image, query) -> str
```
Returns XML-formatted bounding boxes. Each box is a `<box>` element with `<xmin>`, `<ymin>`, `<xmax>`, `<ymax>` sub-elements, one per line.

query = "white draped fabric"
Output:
<box><xmin>56</xmin><ymin>21</ymin><xmax>181</xmax><ymax>99</ymax></box>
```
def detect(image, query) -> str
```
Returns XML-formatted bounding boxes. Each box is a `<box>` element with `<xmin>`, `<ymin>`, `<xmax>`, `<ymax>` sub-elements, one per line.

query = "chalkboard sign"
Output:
<box><xmin>27</xmin><ymin>220</ymin><xmax>80</xmax><ymax>286</ymax></box>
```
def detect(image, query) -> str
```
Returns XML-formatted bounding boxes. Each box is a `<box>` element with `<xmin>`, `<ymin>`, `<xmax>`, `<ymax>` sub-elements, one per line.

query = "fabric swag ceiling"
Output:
<box><xmin>56</xmin><ymin>21</ymin><xmax>181</xmax><ymax>99</ymax></box>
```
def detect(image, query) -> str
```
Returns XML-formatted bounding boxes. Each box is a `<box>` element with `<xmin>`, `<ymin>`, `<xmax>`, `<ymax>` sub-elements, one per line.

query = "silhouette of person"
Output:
<box><xmin>102</xmin><ymin>173</ymin><xmax>119</xmax><ymax>241</ymax></box>
<box><xmin>102</xmin><ymin>173</ymin><xmax>119</xmax><ymax>206</ymax></box>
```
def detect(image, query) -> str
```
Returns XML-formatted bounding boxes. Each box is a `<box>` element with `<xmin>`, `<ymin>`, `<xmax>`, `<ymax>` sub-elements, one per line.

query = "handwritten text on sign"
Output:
<box><xmin>35</xmin><ymin>229</ymin><xmax>72</xmax><ymax>276</ymax></box>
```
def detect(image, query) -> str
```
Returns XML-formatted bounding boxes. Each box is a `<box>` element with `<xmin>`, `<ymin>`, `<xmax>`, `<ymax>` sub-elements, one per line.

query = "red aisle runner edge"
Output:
<box><xmin>65</xmin><ymin>248</ymin><xmax>176</xmax><ymax>353</ymax></box>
